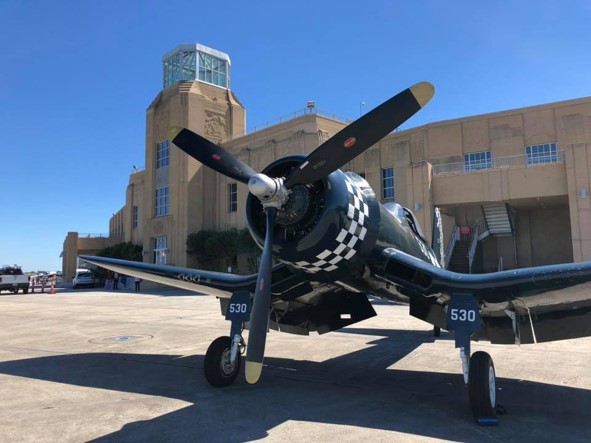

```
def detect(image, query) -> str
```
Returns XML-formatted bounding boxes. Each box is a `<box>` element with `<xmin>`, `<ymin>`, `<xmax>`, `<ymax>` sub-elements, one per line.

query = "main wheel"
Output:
<box><xmin>469</xmin><ymin>351</ymin><xmax>497</xmax><ymax>423</ymax></box>
<box><xmin>204</xmin><ymin>336</ymin><xmax>241</xmax><ymax>387</ymax></box>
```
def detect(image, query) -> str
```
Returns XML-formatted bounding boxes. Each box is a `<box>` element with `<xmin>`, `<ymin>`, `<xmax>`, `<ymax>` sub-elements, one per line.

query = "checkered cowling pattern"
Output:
<box><xmin>292</xmin><ymin>177</ymin><xmax>369</xmax><ymax>273</ymax></box>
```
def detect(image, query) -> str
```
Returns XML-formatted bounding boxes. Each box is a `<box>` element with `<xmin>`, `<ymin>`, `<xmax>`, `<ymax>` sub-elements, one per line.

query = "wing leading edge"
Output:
<box><xmin>79</xmin><ymin>255</ymin><xmax>263</xmax><ymax>297</ymax></box>
<box><xmin>380</xmin><ymin>248</ymin><xmax>591</xmax><ymax>301</ymax></box>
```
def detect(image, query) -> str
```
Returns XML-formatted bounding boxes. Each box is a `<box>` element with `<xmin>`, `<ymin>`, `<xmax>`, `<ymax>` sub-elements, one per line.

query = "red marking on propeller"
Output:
<box><xmin>344</xmin><ymin>137</ymin><xmax>356</xmax><ymax>148</ymax></box>
<box><xmin>212</xmin><ymin>153</ymin><xmax>222</xmax><ymax>161</ymax></box>
<box><xmin>259</xmin><ymin>279</ymin><xmax>265</xmax><ymax>291</ymax></box>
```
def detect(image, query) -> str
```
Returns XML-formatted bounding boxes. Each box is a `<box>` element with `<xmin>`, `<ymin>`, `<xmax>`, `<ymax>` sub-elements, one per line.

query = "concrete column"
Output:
<box><xmin>565</xmin><ymin>143</ymin><xmax>591</xmax><ymax>261</ymax></box>
<box><xmin>63</xmin><ymin>232</ymin><xmax>79</xmax><ymax>282</ymax></box>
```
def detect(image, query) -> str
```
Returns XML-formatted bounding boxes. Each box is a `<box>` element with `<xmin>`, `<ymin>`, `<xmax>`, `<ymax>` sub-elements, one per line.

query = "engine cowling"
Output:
<box><xmin>246</xmin><ymin>156</ymin><xmax>381</xmax><ymax>281</ymax></box>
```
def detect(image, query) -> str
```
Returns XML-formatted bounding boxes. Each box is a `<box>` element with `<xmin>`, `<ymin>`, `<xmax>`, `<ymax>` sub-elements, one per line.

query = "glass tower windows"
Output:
<box><xmin>198</xmin><ymin>52</ymin><xmax>228</xmax><ymax>88</ymax></box>
<box><xmin>163</xmin><ymin>50</ymin><xmax>196</xmax><ymax>88</ymax></box>
<box><xmin>163</xmin><ymin>44</ymin><xmax>230</xmax><ymax>89</ymax></box>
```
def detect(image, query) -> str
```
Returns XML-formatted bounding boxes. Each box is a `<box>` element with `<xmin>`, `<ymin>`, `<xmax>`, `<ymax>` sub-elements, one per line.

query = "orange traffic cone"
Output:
<box><xmin>49</xmin><ymin>284</ymin><xmax>55</xmax><ymax>294</ymax></box>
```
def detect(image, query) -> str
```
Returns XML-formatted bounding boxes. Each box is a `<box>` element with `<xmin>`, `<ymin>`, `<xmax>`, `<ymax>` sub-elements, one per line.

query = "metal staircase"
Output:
<box><xmin>448</xmin><ymin>238</ymin><xmax>471</xmax><ymax>273</ymax></box>
<box><xmin>481</xmin><ymin>204</ymin><xmax>514</xmax><ymax>237</ymax></box>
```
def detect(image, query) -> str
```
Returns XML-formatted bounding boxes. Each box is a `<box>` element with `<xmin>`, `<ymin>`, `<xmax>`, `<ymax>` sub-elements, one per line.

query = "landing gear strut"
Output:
<box><xmin>447</xmin><ymin>293</ymin><xmax>499</xmax><ymax>425</ymax></box>
<box><xmin>204</xmin><ymin>291</ymin><xmax>250</xmax><ymax>388</ymax></box>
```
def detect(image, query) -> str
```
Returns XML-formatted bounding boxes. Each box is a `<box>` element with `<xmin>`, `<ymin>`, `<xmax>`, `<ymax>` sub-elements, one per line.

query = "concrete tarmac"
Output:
<box><xmin>0</xmin><ymin>288</ymin><xmax>590</xmax><ymax>442</ymax></box>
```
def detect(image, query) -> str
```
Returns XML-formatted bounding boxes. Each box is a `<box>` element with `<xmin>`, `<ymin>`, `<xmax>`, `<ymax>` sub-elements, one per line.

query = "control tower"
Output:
<box><xmin>138</xmin><ymin>43</ymin><xmax>246</xmax><ymax>267</ymax></box>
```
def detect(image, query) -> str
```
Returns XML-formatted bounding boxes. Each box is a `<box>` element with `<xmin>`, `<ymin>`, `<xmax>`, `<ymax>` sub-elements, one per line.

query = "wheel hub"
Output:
<box><xmin>220</xmin><ymin>348</ymin><xmax>236</xmax><ymax>377</ymax></box>
<box><xmin>489</xmin><ymin>365</ymin><xmax>496</xmax><ymax>407</ymax></box>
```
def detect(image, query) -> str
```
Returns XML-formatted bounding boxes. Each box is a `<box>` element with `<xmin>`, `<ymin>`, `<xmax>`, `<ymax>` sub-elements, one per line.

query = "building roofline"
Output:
<box><xmin>162</xmin><ymin>43</ymin><xmax>231</xmax><ymax>66</ymax></box>
<box><xmin>421</xmin><ymin>95</ymin><xmax>591</xmax><ymax>129</ymax></box>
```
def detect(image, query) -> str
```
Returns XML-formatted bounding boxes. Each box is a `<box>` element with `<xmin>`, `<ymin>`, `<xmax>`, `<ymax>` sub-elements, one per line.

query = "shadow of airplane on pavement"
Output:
<box><xmin>0</xmin><ymin>328</ymin><xmax>589</xmax><ymax>442</ymax></box>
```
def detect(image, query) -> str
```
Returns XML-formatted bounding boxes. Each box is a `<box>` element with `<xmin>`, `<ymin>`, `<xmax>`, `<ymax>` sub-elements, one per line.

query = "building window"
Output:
<box><xmin>526</xmin><ymin>143</ymin><xmax>558</xmax><ymax>165</ymax></box>
<box><xmin>155</xmin><ymin>186</ymin><xmax>169</xmax><ymax>216</ymax></box>
<box><xmin>227</xmin><ymin>183</ymin><xmax>237</xmax><ymax>213</ymax></box>
<box><xmin>199</xmin><ymin>52</ymin><xmax>228</xmax><ymax>88</ymax></box>
<box><xmin>382</xmin><ymin>167</ymin><xmax>394</xmax><ymax>199</ymax></box>
<box><xmin>162</xmin><ymin>45</ymin><xmax>230</xmax><ymax>89</ymax></box>
<box><xmin>156</xmin><ymin>140</ymin><xmax>170</xmax><ymax>169</ymax></box>
<box><xmin>153</xmin><ymin>236</ymin><xmax>167</xmax><ymax>264</ymax></box>
<box><xmin>464</xmin><ymin>151</ymin><xmax>492</xmax><ymax>172</ymax></box>
<box><xmin>163</xmin><ymin>50</ymin><xmax>197</xmax><ymax>88</ymax></box>
<box><xmin>133</xmin><ymin>206</ymin><xmax>139</xmax><ymax>229</ymax></box>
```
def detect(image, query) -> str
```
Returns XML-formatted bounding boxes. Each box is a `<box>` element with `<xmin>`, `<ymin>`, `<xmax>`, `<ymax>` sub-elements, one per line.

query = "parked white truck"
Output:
<box><xmin>0</xmin><ymin>265</ymin><xmax>29</xmax><ymax>294</ymax></box>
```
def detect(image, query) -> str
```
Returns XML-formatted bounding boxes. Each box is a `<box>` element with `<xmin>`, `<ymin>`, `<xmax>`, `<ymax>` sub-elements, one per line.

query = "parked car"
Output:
<box><xmin>72</xmin><ymin>269</ymin><xmax>95</xmax><ymax>289</ymax></box>
<box><xmin>0</xmin><ymin>265</ymin><xmax>29</xmax><ymax>294</ymax></box>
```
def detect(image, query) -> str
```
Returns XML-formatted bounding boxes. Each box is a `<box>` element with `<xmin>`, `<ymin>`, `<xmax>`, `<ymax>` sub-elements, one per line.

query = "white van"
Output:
<box><xmin>72</xmin><ymin>269</ymin><xmax>95</xmax><ymax>289</ymax></box>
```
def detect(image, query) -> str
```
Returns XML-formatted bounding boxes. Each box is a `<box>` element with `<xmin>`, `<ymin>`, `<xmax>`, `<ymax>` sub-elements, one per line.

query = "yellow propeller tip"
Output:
<box><xmin>410</xmin><ymin>82</ymin><xmax>435</xmax><ymax>108</ymax></box>
<box><xmin>168</xmin><ymin>126</ymin><xmax>183</xmax><ymax>142</ymax></box>
<box><xmin>245</xmin><ymin>361</ymin><xmax>263</xmax><ymax>384</ymax></box>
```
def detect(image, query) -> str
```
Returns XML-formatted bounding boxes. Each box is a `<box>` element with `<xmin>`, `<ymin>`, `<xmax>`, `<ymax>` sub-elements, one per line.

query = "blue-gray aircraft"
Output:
<box><xmin>82</xmin><ymin>82</ymin><xmax>591</xmax><ymax>425</ymax></box>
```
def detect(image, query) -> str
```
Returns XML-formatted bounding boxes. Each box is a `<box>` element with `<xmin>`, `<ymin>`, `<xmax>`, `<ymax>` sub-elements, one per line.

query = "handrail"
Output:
<box><xmin>444</xmin><ymin>225</ymin><xmax>460</xmax><ymax>269</ymax></box>
<box><xmin>467</xmin><ymin>223</ymin><xmax>480</xmax><ymax>273</ymax></box>
<box><xmin>497</xmin><ymin>256</ymin><xmax>504</xmax><ymax>272</ymax></box>
<box><xmin>227</xmin><ymin>108</ymin><xmax>354</xmax><ymax>140</ymax></box>
<box><xmin>433</xmin><ymin>150</ymin><xmax>565</xmax><ymax>176</ymax></box>
<box><xmin>476</xmin><ymin>217</ymin><xmax>488</xmax><ymax>238</ymax></box>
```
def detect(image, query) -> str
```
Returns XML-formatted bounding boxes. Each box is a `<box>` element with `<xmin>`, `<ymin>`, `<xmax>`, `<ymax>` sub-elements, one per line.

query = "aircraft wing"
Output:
<box><xmin>79</xmin><ymin>255</ymin><xmax>282</xmax><ymax>297</ymax></box>
<box><xmin>79</xmin><ymin>255</ymin><xmax>377</xmax><ymax>335</ymax></box>
<box><xmin>378</xmin><ymin>248</ymin><xmax>591</xmax><ymax>344</ymax></box>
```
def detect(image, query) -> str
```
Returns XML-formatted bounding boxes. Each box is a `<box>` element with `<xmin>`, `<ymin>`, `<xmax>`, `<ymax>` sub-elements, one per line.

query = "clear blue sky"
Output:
<box><xmin>1</xmin><ymin>0</ymin><xmax>590</xmax><ymax>272</ymax></box>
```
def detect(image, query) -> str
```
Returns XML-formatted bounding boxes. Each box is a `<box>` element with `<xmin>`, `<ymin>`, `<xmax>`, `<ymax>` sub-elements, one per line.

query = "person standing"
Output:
<box><xmin>113</xmin><ymin>272</ymin><xmax>119</xmax><ymax>290</ymax></box>
<box><xmin>134</xmin><ymin>277</ymin><xmax>142</xmax><ymax>292</ymax></box>
<box><xmin>105</xmin><ymin>271</ymin><xmax>113</xmax><ymax>290</ymax></box>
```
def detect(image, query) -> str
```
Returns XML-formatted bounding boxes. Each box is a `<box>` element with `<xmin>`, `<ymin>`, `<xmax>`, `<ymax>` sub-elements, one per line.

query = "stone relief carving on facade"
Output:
<box><xmin>317</xmin><ymin>130</ymin><xmax>330</xmax><ymax>144</ymax></box>
<box><xmin>204</xmin><ymin>111</ymin><xmax>227</xmax><ymax>138</ymax></box>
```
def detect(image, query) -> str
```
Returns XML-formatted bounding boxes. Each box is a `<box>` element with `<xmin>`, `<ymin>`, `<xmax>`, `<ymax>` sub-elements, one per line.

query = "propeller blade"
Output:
<box><xmin>284</xmin><ymin>82</ymin><xmax>434</xmax><ymax>188</ymax></box>
<box><xmin>169</xmin><ymin>127</ymin><xmax>256</xmax><ymax>184</ymax></box>
<box><xmin>245</xmin><ymin>207</ymin><xmax>277</xmax><ymax>384</ymax></box>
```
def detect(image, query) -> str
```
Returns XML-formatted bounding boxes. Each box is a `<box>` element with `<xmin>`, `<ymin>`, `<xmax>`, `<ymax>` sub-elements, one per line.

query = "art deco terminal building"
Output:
<box><xmin>62</xmin><ymin>43</ymin><xmax>591</xmax><ymax>280</ymax></box>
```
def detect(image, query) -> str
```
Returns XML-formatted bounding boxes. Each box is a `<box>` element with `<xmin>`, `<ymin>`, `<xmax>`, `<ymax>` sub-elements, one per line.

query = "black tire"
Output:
<box><xmin>204</xmin><ymin>336</ymin><xmax>241</xmax><ymax>387</ymax></box>
<box><xmin>13</xmin><ymin>288</ymin><xmax>18</xmax><ymax>294</ymax></box>
<box><xmin>23</xmin><ymin>288</ymin><xmax>28</xmax><ymax>294</ymax></box>
<box><xmin>469</xmin><ymin>351</ymin><xmax>497</xmax><ymax>423</ymax></box>
<box><xmin>433</xmin><ymin>326</ymin><xmax>441</xmax><ymax>337</ymax></box>
<box><xmin>73</xmin><ymin>285</ymin><xmax>78</xmax><ymax>289</ymax></box>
